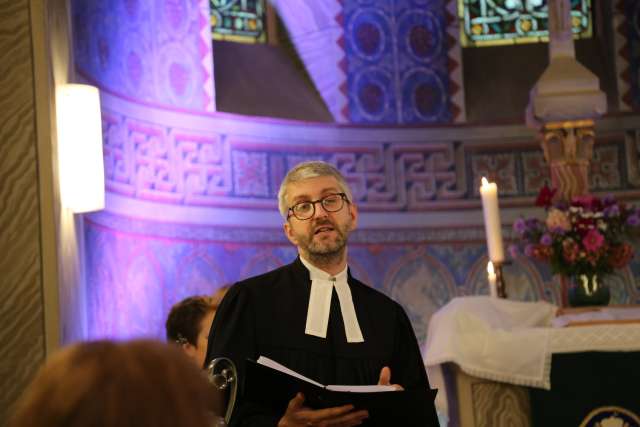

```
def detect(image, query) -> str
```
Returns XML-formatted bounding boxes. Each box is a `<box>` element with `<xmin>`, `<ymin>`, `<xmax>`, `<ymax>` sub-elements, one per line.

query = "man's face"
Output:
<box><xmin>283</xmin><ymin>176</ymin><xmax>358</xmax><ymax>259</ymax></box>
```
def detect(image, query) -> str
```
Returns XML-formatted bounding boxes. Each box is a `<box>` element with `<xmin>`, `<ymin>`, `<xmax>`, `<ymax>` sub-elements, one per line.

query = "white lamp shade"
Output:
<box><xmin>56</xmin><ymin>84</ymin><xmax>105</xmax><ymax>213</ymax></box>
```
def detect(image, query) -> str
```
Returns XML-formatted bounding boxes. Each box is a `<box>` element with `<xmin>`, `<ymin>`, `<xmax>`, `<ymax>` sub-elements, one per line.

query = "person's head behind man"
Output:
<box><xmin>9</xmin><ymin>340</ymin><xmax>220</xmax><ymax>427</ymax></box>
<box><xmin>277</xmin><ymin>161</ymin><xmax>358</xmax><ymax>271</ymax></box>
<box><xmin>166</xmin><ymin>295</ymin><xmax>217</xmax><ymax>369</ymax></box>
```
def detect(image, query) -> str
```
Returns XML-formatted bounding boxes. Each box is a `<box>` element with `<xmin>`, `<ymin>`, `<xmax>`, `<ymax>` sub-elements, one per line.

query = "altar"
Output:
<box><xmin>424</xmin><ymin>297</ymin><xmax>640</xmax><ymax>426</ymax></box>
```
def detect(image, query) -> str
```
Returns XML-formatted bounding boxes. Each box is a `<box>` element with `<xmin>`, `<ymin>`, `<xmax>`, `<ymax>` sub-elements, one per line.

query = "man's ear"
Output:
<box><xmin>283</xmin><ymin>222</ymin><xmax>298</xmax><ymax>245</ymax></box>
<box><xmin>348</xmin><ymin>203</ymin><xmax>358</xmax><ymax>231</ymax></box>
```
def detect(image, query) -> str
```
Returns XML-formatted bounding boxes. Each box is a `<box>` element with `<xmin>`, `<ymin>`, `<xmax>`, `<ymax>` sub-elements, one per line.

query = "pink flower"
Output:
<box><xmin>572</xmin><ymin>195</ymin><xmax>602</xmax><ymax>211</ymax></box>
<box><xmin>545</xmin><ymin>208</ymin><xmax>571</xmax><ymax>232</ymax></box>
<box><xmin>582</xmin><ymin>229</ymin><xmax>605</xmax><ymax>253</ymax></box>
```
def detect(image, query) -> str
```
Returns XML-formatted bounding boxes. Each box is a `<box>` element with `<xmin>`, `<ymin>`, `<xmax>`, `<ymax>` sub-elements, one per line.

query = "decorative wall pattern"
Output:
<box><xmin>613</xmin><ymin>0</ymin><xmax>640</xmax><ymax>111</ymax></box>
<box><xmin>101</xmin><ymin>99</ymin><xmax>640</xmax><ymax>211</ymax></box>
<box><xmin>71</xmin><ymin>0</ymin><xmax>215</xmax><ymax>112</ymax></box>
<box><xmin>343</xmin><ymin>0</ymin><xmax>461</xmax><ymax>124</ymax></box>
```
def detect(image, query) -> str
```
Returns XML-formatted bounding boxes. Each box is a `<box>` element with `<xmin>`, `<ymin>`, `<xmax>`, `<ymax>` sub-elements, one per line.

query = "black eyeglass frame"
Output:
<box><xmin>287</xmin><ymin>192</ymin><xmax>349</xmax><ymax>220</ymax></box>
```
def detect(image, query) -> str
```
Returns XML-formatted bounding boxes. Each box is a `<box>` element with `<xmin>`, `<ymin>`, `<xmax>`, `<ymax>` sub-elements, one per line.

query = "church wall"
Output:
<box><xmin>70</xmin><ymin>1</ymin><xmax>640</xmax><ymax>355</ymax></box>
<box><xmin>82</xmin><ymin>90</ymin><xmax>640</xmax><ymax>351</ymax></box>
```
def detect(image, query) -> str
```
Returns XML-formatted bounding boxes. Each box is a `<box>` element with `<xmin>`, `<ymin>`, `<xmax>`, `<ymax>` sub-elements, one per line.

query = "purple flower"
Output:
<box><xmin>525</xmin><ymin>218</ymin><xmax>542</xmax><ymax>232</ymax></box>
<box><xmin>602</xmin><ymin>194</ymin><xmax>616</xmax><ymax>206</ymax></box>
<box><xmin>513</xmin><ymin>218</ymin><xmax>527</xmax><ymax>235</ymax></box>
<box><xmin>524</xmin><ymin>244</ymin><xmax>535</xmax><ymax>257</ymax></box>
<box><xmin>627</xmin><ymin>215</ymin><xmax>640</xmax><ymax>226</ymax></box>
<box><xmin>604</xmin><ymin>204</ymin><xmax>620</xmax><ymax>218</ymax></box>
<box><xmin>540</xmin><ymin>233</ymin><xmax>553</xmax><ymax>246</ymax></box>
<box><xmin>508</xmin><ymin>244</ymin><xmax>519</xmax><ymax>258</ymax></box>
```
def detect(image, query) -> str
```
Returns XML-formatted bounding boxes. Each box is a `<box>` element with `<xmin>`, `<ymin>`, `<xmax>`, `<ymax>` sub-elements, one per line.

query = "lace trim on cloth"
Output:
<box><xmin>550</xmin><ymin>324</ymin><xmax>640</xmax><ymax>353</ymax></box>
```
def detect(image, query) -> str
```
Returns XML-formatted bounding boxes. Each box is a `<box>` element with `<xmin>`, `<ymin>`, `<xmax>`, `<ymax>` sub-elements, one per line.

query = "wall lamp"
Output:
<box><xmin>56</xmin><ymin>83</ymin><xmax>105</xmax><ymax>213</ymax></box>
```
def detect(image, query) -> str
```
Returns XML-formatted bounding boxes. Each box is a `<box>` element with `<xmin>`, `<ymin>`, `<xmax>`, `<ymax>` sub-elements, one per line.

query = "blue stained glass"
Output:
<box><xmin>210</xmin><ymin>0</ymin><xmax>266</xmax><ymax>44</ymax></box>
<box><xmin>458</xmin><ymin>0</ymin><xmax>592</xmax><ymax>47</ymax></box>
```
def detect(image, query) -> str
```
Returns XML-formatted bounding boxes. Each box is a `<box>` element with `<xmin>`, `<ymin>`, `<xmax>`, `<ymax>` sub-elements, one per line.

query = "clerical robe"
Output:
<box><xmin>205</xmin><ymin>257</ymin><xmax>428</xmax><ymax>426</ymax></box>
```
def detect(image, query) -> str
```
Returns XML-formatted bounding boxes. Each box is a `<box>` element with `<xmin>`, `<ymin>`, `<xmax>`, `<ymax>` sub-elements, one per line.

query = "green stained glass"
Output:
<box><xmin>458</xmin><ymin>0</ymin><xmax>592</xmax><ymax>47</ymax></box>
<box><xmin>211</xmin><ymin>0</ymin><xmax>266</xmax><ymax>44</ymax></box>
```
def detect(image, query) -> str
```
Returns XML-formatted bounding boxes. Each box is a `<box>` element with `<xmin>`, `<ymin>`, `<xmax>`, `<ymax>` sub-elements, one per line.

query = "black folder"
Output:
<box><xmin>243</xmin><ymin>358</ymin><xmax>440</xmax><ymax>426</ymax></box>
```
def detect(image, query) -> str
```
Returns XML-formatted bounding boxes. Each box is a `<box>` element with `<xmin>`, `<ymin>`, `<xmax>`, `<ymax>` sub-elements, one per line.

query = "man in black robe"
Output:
<box><xmin>205</xmin><ymin>161</ymin><xmax>429</xmax><ymax>426</ymax></box>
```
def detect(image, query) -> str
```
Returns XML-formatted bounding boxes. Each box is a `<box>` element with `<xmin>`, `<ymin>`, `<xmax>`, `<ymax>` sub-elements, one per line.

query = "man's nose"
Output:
<box><xmin>312</xmin><ymin>201</ymin><xmax>330</xmax><ymax>218</ymax></box>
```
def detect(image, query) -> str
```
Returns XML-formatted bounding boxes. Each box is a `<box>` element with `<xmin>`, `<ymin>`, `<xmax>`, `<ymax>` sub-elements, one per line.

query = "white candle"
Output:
<box><xmin>487</xmin><ymin>261</ymin><xmax>498</xmax><ymax>298</ymax></box>
<box><xmin>480</xmin><ymin>177</ymin><xmax>505</xmax><ymax>263</ymax></box>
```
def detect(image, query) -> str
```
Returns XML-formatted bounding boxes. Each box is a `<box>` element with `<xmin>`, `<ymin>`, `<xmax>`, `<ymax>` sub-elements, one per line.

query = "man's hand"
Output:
<box><xmin>277</xmin><ymin>393</ymin><xmax>369</xmax><ymax>427</ymax></box>
<box><xmin>377</xmin><ymin>366</ymin><xmax>404</xmax><ymax>391</ymax></box>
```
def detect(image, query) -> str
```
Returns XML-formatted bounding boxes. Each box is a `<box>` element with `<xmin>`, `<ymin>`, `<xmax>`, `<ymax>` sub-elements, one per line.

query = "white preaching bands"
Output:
<box><xmin>300</xmin><ymin>257</ymin><xmax>364</xmax><ymax>343</ymax></box>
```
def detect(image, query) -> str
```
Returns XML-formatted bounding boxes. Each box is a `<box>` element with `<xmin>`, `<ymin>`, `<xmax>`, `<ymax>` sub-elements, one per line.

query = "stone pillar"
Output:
<box><xmin>527</xmin><ymin>0</ymin><xmax>606</xmax><ymax>200</ymax></box>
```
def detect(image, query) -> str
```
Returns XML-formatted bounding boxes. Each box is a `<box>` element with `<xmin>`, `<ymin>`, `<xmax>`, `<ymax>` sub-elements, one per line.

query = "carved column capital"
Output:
<box><xmin>539</xmin><ymin>120</ymin><xmax>595</xmax><ymax>201</ymax></box>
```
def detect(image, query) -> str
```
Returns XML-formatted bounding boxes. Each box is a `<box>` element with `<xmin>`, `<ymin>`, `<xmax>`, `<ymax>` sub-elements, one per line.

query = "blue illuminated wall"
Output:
<box><xmin>343</xmin><ymin>0</ymin><xmax>457</xmax><ymax>124</ymax></box>
<box><xmin>271</xmin><ymin>0</ymin><xmax>465</xmax><ymax>124</ymax></box>
<box><xmin>72</xmin><ymin>0</ymin><xmax>215</xmax><ymax>112</ymax></box>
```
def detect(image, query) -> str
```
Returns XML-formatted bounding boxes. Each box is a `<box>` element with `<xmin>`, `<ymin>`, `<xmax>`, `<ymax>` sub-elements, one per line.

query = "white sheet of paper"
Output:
<box><xmin>257</xmin><ymin>356</ymin><xmax>324</xmax><ymax>387</ymax></box>
<box><xmin>257</xmin><ymin>356</ymin><xmax>396</xmax><ymax>393</ymax></box>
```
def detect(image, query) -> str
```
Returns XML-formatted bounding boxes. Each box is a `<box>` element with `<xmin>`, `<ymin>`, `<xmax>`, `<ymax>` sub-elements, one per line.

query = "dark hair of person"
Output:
<box><xmin>9</xmin><ymin>340</ymin><xmax>221</xmax><ymax>427</ymax></box>
<box><xmin>165</xmin><ymin>295</ymin><xmax>216</xmax><ymax>345</ymax></box>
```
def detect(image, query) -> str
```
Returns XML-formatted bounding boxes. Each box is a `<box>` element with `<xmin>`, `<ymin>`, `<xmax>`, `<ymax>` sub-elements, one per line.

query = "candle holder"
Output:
<box><xmin>493</xmin><ymin>261</ymin><xmax>508</xmax><ymax>299</ymax></box>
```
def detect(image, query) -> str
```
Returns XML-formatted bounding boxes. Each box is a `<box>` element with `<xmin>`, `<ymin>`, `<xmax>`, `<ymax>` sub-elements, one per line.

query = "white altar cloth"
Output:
<box><xmin>424</xmin><ymin>296</ymin><xmax>557</xmax><ymax>389</ymax></box>
<box><xmin>424</xmin><ymin>297</ymin><xmax>640</xmax><ymax>392</ymax></box>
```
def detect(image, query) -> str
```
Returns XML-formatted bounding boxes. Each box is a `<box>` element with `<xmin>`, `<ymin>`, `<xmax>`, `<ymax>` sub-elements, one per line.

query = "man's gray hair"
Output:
<box><xmin>277</xmin><ymin>161</ymin><xmax>353</xmax><ymax>219</ymax></box>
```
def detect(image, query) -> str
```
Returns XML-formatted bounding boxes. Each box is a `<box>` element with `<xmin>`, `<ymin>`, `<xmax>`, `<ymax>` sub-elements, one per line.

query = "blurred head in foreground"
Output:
<box><xmin>10</xmin><ymin>340</ymin><xmax>221</xmax><ymax>427</ymax></box>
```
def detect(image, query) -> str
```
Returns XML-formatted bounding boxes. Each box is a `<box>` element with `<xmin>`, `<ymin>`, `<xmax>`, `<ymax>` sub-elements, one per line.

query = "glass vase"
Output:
<box><xmin>567</xmin><ymin>274</ymin><xmax>611</xmax><ymax>307</ymax></box>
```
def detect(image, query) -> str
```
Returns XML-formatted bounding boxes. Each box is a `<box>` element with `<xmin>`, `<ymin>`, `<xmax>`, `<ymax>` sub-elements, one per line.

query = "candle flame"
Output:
<box><xmin>481</xmin><ymin>177</ymin><xmax>489</xmax><ymax>186</ymax></box>
<box><xmin>487</xmin><ymin>261</ymin><xmax>495</xmax><ymax>275</ymax></box>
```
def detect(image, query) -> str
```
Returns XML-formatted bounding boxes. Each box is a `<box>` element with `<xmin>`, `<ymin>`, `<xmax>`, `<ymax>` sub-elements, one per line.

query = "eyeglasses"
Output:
<box><xmin>287</xmin><ymin>193</ymin><xmax>349</xmax><ymax>220</ymax></box>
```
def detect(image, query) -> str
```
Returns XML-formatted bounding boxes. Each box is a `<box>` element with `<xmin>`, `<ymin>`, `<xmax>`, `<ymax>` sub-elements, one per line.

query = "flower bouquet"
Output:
<box><xmin>511</xmin><ymin>186</ymin><xmax>639</xmax><ymax>306</ymax></box>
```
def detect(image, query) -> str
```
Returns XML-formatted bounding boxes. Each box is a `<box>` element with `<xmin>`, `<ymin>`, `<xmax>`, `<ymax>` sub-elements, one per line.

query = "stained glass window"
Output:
<box><xmin>458</xmin><ymin>0</ymin><xmax>592</xmax><ymax>47</ymax></box>
<box><xmin>210</xmin><ymin>0</ymin><xmax>266</xmax><ymax>44</ymax></box>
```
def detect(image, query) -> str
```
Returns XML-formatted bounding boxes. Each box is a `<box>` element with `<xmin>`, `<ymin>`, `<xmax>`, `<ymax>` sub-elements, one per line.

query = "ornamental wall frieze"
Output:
<box><xmin>102</xmin><ymin>108</ymin><xmax>640</xmax><ymax>213</ymax></box>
